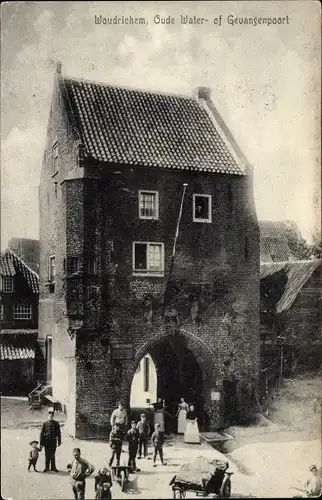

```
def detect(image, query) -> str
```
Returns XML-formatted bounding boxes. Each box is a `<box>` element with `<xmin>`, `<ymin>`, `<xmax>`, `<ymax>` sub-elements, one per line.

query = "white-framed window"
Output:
<box><xmin>52</xmin><ymin>142</ymin><xmax>58</xmax><ymax>175</ymax></box>
<box><xmin>193</xmin><ymin>194</ymin><xmax>212</xmax><ymax>223</ymax></box>
<box><xmin>3</xmin><ymin>277</ymin><xmax>14</xmax><ymax>293</ymax></box>
<box><xmin>13</xmin><ymin>304</ymin><xmax>32</xmax><ymax>320</ymax></box>
<box><xmin>139</xmin><ymin>191</ymin><xmax>159</xmax><ymax>220</ymax></box>
<box><xmin>133</xmin><ymin>242</ymin><xmax>164</xmax><ymax>276</ymax></box>
<box><xmin>49</xmin><ymin>255</ymin><xmax>56</xmax><ymax>283</ymax></box>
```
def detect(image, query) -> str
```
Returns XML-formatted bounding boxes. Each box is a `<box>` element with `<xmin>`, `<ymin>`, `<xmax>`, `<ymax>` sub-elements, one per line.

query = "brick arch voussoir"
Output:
<box><xmin>122</xmin><ymin>328</ymin><xmax>215</xmax><ymax>401</ymax></box>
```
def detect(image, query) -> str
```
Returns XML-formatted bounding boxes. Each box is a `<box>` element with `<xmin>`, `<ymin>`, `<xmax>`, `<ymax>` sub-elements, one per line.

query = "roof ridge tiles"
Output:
<box><xmin>63</xmin><ymin>75</ymin><xmax>195</xmax><ymax>102</ymax></box>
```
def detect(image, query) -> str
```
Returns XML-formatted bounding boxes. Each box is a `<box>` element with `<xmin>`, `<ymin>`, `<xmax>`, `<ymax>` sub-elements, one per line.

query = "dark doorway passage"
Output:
<box><xmin>130</xmin><ymin>334</ymin><xmax>205</xmax><ymax>432</ymax></box>
<box><xmin>223</xmin><ymin>379</ymin><xmax>238</xmax><ymax>424</ymax></box>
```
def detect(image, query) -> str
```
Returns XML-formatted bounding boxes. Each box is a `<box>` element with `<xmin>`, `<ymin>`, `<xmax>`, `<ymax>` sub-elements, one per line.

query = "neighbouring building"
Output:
<box><xmin>8</xmin><ymin>238</ymin><xmax>40</xmax><ymax>274</ymax></box>
<box><xmin>259</xmin><ymin>221</ymin><xmax>295</xmax><ymax>263</ymax></box>
<box><xmin>0</xmin><ymin>250</ymin><xmax>41</xmax><ymax>395</ymax></box>
<box><xmin>39</xmin><ymin>63</ymin><xmax>260</xmax><ymax>438</ymax></box>
<box><xmin>260</xmin><ymin>259</ymin><xmax>322</xmax><ymax>381</ymax></box>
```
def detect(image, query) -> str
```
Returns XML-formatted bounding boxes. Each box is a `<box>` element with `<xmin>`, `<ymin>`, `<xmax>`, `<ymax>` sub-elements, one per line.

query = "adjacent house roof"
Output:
<box><xmin>260</xmin><ymin>259</ymin><xmax>321</xmax><ymax>313</ymax></box>
<box><xmin>0</xmin><ymin>250</ymin><xmax>39</xmax><ymax>294</ymax></box>
<box><xmin>62</xmin><ymin>77</ymin><xmax>244</xmax><ymax>176</ymax></box>
<box><xmin>0</xmin><ymin>333</ymin><xmax>37</xmax><ymax>360</ymax></box>
<box><xmin>259</xmin><ymin>221</ymin><xmax>295</xmax><ymax>262</ymax></box>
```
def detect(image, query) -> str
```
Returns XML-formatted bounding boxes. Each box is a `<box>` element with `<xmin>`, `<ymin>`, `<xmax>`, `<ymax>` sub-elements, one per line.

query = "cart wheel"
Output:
<box><xmin>220</xmin><ymin>476</ymin><xmax>231</xmax><ymax>498</ymax></box>
<box><xmin>173</xmin><ymin>487</ymin><xmax>185</xmax><ymax>499</ymax></box>
<box><xmin>120</xmin><ymin>470</ymin><xmax>126</xmax><ymax>491</ymax></box>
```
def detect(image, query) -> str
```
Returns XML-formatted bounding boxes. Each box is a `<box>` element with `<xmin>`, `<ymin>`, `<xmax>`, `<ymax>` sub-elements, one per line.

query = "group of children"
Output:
<box><xmin>109</xmin><ymin>412</ymin><xmax>167</xmax><ymax>469</ymax></box>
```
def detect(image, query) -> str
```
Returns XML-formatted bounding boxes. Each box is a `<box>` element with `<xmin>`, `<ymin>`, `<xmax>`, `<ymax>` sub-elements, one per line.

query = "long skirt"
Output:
<box><xmin>184</xmin><ymin>420</ymin><xmax>200</xmax><ymax>444</ymax></box>
<box><xmin>177</xmin><ymin>409</ymin><xmax>187</xmax><ymax>434</ymax></box>
<box><xmin>154</xmin><ymin>411</ymin><xmax>165</xmax><ymax>433</ymax></box>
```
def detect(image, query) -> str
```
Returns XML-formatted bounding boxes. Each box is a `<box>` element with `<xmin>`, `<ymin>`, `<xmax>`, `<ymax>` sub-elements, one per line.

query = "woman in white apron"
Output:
<box><xmin>184</xmin><ymin>404</ymin><xmax>200</xmax><ymax>444</ymax></box>
<box><xmin>176</xmin><ymin>398</ymin><xmax>189</xmax><ymax>434</ymax></box>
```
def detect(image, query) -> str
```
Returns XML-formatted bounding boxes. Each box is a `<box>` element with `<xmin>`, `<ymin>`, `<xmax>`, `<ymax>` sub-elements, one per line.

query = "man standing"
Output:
<box><xmin>67</xmin><ymin>447</ymin><xmax>95</xmax><ymax>500</ymax></box>
<box><xmin>110</xmin><ymin>402</ymin><xmax>128</xmax><ymax>437</ymax></box>
<box><xmin>304</xmin><ymin>465</ymin><xmax>322</xmax><ymax>497</ymax></box>
<box><xmin>39</xmin><ymin>407</ymin><xmax>61</xmax><ymax>472</ymax></box>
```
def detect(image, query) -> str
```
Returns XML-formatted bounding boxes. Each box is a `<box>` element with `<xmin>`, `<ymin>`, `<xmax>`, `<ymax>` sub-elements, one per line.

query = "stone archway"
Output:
<box><xmin>123</xmin><ymin>329</ymin><xmax>215</xmax><ymax>431</ymax></box>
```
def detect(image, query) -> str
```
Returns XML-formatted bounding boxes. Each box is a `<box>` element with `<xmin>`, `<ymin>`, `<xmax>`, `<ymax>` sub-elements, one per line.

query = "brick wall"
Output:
<box><xmin>71</xmin><ymin>163</ymin><xmax>259</xmax><ymax>438</ymax></box>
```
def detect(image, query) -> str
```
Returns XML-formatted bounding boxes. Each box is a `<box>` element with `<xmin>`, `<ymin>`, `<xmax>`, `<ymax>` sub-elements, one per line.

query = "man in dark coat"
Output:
<box><xmin>39</xmin><ymin>407</ymin><xmax>61</xmax><ymax>472</ymax></box>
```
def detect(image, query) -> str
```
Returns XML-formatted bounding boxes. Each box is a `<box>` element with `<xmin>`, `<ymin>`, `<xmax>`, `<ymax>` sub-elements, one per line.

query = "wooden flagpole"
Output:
<box><xmin>163</xmin><ymin>183</ymin><xmax>188</xmax><ymax>317</ymax></box>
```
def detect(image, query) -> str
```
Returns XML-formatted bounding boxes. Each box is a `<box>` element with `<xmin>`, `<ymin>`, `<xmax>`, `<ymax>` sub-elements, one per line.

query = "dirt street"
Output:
<box><xmin>1</xmin><ymin>372</ymin><xmax>321</xmax><ymax>499</ymax></box>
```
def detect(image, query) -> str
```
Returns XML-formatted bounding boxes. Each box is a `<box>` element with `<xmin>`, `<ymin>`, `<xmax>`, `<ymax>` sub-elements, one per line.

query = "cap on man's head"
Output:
<box><xmin>309</xmin><ymin>464</ymin><xmax>318</xmax><ymax>471</ymax></box>
<box><xmin>48</xmin><ymin>407</ymin><xmax>55</xmax><ymax>414</ymax></box>
<box><xmin>131</xmin><ymin>420</ymin><xmax>136</xmax><ymax>424</ymax></box>
<box><xmin>73</xmin><ymin>448</ymin><xmax>81</xmax><ymax>454</ymax></box>
<box><xmin>141</xmin><ymin>413</ymin><xmax>146</xmax><ymax>418</ymax></box>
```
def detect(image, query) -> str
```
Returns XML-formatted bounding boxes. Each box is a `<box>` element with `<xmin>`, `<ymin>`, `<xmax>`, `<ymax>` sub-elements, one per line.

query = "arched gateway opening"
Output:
<box><xmin>129</xmin><ymin>333</ymin><xmax>213</xmax><ymax>432</ymax></box>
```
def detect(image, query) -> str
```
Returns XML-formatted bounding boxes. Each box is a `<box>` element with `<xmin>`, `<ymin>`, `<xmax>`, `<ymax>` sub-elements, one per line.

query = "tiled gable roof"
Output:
<box><xmin>0</xmin><ymin>250</ymin><xmax>39</xmax><ymax>294</ymax></box>
<box><xmin>0</xmin><ymin>333</ymin><xmax>37</xmax><ymax>360</ymax></box>
<box><xmin>259</xmin><ymin>221</ymin><xmax>295</xmax><ymax>262</ymax></box>
<box><xmin>62</xmin><ymin>77</ymin><xmax>244</xmax><ymax>176</ymax></box>
<box><xmin>260</xmin><ymin>259</ymin><xmax>321</xmax><ymax>313</ymax></box>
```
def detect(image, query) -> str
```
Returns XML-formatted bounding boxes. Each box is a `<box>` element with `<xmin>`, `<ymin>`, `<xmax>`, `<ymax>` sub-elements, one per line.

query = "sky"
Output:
<box><xmin>1</xmin><ymin>0</ymin><xmax>321</xmax><ymax>249</ymax></box>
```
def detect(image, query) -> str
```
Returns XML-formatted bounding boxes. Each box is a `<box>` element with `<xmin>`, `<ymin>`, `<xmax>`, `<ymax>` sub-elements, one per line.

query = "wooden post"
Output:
<box><xmin>279</xmin><ymin>343</ymin><xmax>284</xmax><ymax>386</ymax></box>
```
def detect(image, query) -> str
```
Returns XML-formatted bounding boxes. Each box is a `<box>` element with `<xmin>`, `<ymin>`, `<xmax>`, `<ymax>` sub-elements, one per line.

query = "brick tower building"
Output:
<box><xmin>39</xmin><ymin>64</ymin><xmax>260</xmax><ymax>438</ymax></box>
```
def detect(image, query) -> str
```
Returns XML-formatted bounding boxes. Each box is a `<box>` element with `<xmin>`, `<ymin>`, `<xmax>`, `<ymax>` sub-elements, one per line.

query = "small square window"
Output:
<box><xmin>193</xmin><ymin>194</ymin><xmax>212</xmax><ymax>223</ymax></box>
<box><xmin>133</xmin><ymin>242</ymin><xmax>164</xmax><ymax>276</ymax></box>
<box><xmin>52</xmin><ymin>142</ymin><xmax>58</xmax><ymax>175</ymax></box>
<box><xmin>13</xmin><ymin>304</ymin><xmax>32</xmax><ymax>320</ymax></box>
<box><xmin>49</xmin><ymin>256</ymin><xmax>56</xmax><ymax>283</ymax></box>
<box><xmin>139</xmin><ymin>191</ymin><xmax>159</xmax><ymax>220</ymax></box>
<box><xmin>3</xmin><ymin>277</ymin><xmax>13</xmax><ymax>293</ymax></box>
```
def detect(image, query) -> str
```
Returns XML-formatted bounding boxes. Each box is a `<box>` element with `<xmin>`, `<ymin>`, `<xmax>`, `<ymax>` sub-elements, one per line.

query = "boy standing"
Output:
<box><xmin>127</xmin><ymin>421</ymin><xmax>140</xmax><ymax>472</ymax></box>
<box><xmin>95</xmin><ymin>467</ymin><xmax>113</xmax><ymax>500</ymax></box>
<box><xmin>109</xmin><ymin>423</ymin><xmax>123</xmax><ymax>467</ymax></box>
<box><xmin>151</xmin><ymin>423</ymin><xmax>167</xmax><ymax>467</ymax></box>
<box><xmin>28</xmin><ymin>440</ymin><xmax>41</xmax><ymax>472</ymax></box>
<box><xmin>136</xmin><ymin>413</ymin><xmax>150</xmax><ymax>459</ymax></box>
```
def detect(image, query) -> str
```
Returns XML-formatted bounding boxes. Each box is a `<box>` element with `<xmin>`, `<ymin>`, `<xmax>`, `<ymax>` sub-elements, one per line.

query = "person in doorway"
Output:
<box><xmin>151</xmin><ymin>423</ymin><xmax>167</xmax><ymax>467</ymax></box>
<box><xmin>67</xmin><ymin>447</ymin><xmax>95</xmax><ymax>500</ymax></box>
<box><xmin>109</xmin><ymin>423</ymin><xmax>123</xmax><ymax>467</ymax></box>
<box><xmin>127</xmin><ymin>421</ymin><xmax>140</xmax><ymax>472</ymax></box>
<box><xmin>162</xmin><ymin>400</ymin><xmax>173</xmax><ymax>435</ymax></box>
<box><xmin>176</xmin><ymin>397</ymin><xmax>189</xmax><ymax>434</ymax></box>
<box><xmin>304</xmin><ymin>465</ymin><xmax>322</xmax><ymax>497</ymax></box>
<box><xmin>39</xmin><ymin>407</ymin><xmax>61</xmax><ymax>472</ymax></box>
<box><xmin>110</xmin><ymin>402</ymin><xmax>128</xmax><ymax>438</ymax></box>
<box><xmin>152</xmin><ymin>397</ymin><xmax>165</xmax><ymax>434</ymax></box>
<box><xmin>137</xmin><ymin>413</ymin><xmax>150</xmax><ymax>459</ymax></box>
<box><xmin>184</xmin><ymin>404</ymin><xmax>200</xmax><ymax>444</ymax></box>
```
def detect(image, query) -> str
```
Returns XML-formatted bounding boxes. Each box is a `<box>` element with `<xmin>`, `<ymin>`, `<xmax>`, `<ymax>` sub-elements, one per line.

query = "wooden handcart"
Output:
<box><xmin>170</xmin><ymin>457</ymin><xmax>233</xmax><ymax>498</ymax></box>
<box><xmin>110</xmin><ymin>465</ymin><xmax>132</xmax><ymax>492</ymax></box>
